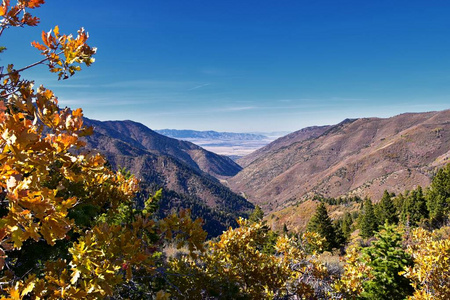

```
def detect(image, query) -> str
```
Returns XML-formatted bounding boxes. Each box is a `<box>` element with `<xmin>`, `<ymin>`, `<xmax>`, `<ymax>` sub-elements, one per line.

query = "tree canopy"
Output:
<box><xmin>307</xmin><ymin>202</ymin><xmax>337</xmax><ymax>251</ymax></box>
<box><xmin>0</xmin><ymin>2</ymin><xmax>205</xmax><ymax>298</ymax></box>
<box><xmin>359</xmin><ymin>198</ymin><xmax>378</xmax><ymax>239</ymax></box>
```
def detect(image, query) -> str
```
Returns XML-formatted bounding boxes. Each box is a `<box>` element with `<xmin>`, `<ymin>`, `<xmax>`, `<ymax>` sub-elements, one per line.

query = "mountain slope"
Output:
<box><xmin>237</xmin><ymin>125</ymin><xmax>331</xmax><ymax>168</ymax></box>
<box><xmin>82</xmin><ymin>119</ymin><xmax>254</xmax><ymax>237</ymax></box>
<box><xmin>229</xmin><ymin>110</ymin><xmax>450</xmax><ymax>212</ymax></box>
<box><xmin>85</xmin><ymin>119</ymin><xmax>242</xmax><ymax>178</ymax></box>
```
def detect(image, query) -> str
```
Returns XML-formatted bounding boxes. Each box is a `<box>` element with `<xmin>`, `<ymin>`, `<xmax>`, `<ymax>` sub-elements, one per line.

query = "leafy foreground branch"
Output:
<box><xmin>0</xmin><ymin>1</ymin><xmax>206</xmax><ymax>299</ymax></box>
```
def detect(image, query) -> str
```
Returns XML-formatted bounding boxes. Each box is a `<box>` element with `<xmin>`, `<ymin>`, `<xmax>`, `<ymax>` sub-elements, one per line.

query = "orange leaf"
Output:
<box><xmin>23</xmin><ymin>13</ymin><xmax>39</xmax><ymax>26</ymax></box>
<box><xmin>41</xmin><ymin>30</ymin><xmax>49</xmax><ymax>47</ymax></box>
<box><xmin>25</xmin><ymin>0</ymin><xmax>44</xmax><ymax>9</ymax></box>
<box><xmin>43</xmin><ymin>89</ymin><xmax>53</xmax><ymax>99</ymax></box>
<box><xmin>31</xmin><ymin>41</ymin><xmax>46</xmax><ymax>51</ymax></box>
<box><xmin>8</xmin><ymin>285</ymin><xmax>20</xmax><ymax>300</ymax></box>
<box><xmin>72</xmin><ymin>108</ymin><xmax>83</xmax><ymax>117</ymax></box>
<box><xmin>0</xmin><ymin>4</ymin><xmax>6</xmax><ymax>17</ymax></box>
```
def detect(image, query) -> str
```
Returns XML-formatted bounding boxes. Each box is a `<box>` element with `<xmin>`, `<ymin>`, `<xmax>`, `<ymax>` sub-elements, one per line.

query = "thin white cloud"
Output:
<box><xmin>329</xmin><ymin>97</ymin><xmax>370</xmax><ymax>102</ymax></box>
<box><xmin>220</xmin><ymin>106</ymin><xmax>256</xmax><ymax>112</ymax></box>
<box><xmin>125</xmin><ymin>106</ymin><xmax>258</xmax><ymax>117</ymax></box>
<box><xmin>100</xmin><ymin>79</ymin><xmax>197</xmax><ymax>89</ymax></box>
<box><xmin>58</xmin><ymin>97</ymin><xmax>157</xmax><ymax>107</ymax></box>
<box><xmin>188</xmin><ymin>83</ymin><xmax>210</xmax><ymax>91</ymax></box>
<box><xmin>52</xmin><ymin>84</ymin><xmax>92</xmax><ymax>88</ymax></box>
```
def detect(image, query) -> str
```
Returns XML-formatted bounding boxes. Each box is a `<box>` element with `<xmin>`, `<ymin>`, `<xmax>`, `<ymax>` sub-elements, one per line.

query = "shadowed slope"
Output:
<box><xmin>82</xmin><ymin>118</ymin><xmax>253</xmax><ymax>237</ymax></box>
<box><xmin>85</xmin><ymin>118</ymin><xmax>242</xmax><ymax>178</ymax></box>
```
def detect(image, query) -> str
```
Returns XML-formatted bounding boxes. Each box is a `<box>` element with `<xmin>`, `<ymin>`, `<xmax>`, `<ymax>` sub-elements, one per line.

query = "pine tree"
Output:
<box><xmin>374</xmin><ymin>202</ymin><xmax>383</xmax><ymax>226</ymax></box>
<box><xmin>393</xmin><ymin>193</ymin><xmax>406</xmax><ymax>215</ymax></box>
<box><xmin>378</xmin><ymin>190</ymin><xmax>398</xmax><ymax>225</ymax></box>
<box><xmin>361</xmin><ymin>224</ymin><xmax>414</xmax><ymax>299</ymax></box>
<box><xmin>249</xmin><ymin>205</ymin><xmax>264</xmax><ymax>222</ymax></box>
<box><xmin>307</xmin><ymin>202</ymin><xmax>336</xmax><ymax>251</ymax></box>
<box><xmin>341</xmin><ymin>212</ymin><xmax>353</xmax><ymax>240</ymax></box>
<box><xmin>401</xmin><ymin>187</ymin><xmax>428</xmax><ymax>227</ymax></box>
<box><xmin>360</xmin><ymin>198</ymin><xmax>378</xmax><ymax>239</ymax></box>
<box><xmin>426</xmin><ymin>164</ymin><xmax>450</xmax><ymax>227</ymax></box>
<box><xmin>333</xmin><ymin>220</ymin><xmax>347</xmax><ymax>249</ymax></box>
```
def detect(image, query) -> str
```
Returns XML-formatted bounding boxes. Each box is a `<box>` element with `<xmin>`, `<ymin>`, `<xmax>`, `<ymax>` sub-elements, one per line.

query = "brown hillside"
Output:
<box><xmin>81</xmin><ymin>119</ymin><xmax>254</xmax><ymax>237</ymax></box>
<box><xmin>85</xmin><ymin>118</ymin><xmax>242</xmax><ymax>178</ymax></box>
<box><xmin>229</xmin><ymin>110</ymin><xmax>450</xmax><ymax>212</ymax></box>
<box><xmin>266</xmin><ymin>200</ymin><xmax>360</xmax><ymax>233</ymax></box>
<box><xmin>237</xmin><ymin>125</ymin><xmax>331</xmax><ymax>168</ymax></box>
<box><xmin>82</xmin><ymin>125</ymin><xmax>251</xmax><ymax>212</ymax></box>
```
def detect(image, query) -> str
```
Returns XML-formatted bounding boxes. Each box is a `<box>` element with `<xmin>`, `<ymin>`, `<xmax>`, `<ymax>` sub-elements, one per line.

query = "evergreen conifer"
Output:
<box><xmin>307</xmin><ymin>202</ymin><xmax>336</xmax><ymax>251</ymax></box>
<box><xmin>360</xmin><ymin>198</ymin><xmax>378</xmax><ymax>239</ymax></box>
<box><xmin>426</xmin><ymin>164</ymin><xmax>450</xmax><ymax>227</ymax></box>
<box><xmin>378</xmin><ymin>190</ymin><xmax>398</xmax><ymax>225</ymax></box>
<box><xmin>401</xmin><ymin>187</ymin><xmax>428</xmax><ymax>227</ymax></box>
<box><xmin>333</xmin><ymin>220</ymin><xmax>347</xmax><ymax>249</ymax></box>
<box><xmin>341</xmin><ymin>212</ymin><xmax>353</xmax><ymax>240</ymax></box>
<box><xmin>361</xmin><ymin>224</ymin><xmax>414</xmax><ymax>299</ymax></box>
<box><xmin>249</xmin><ymin>205</ymin><xmax>264</xmax><ymax>222</ymax></box>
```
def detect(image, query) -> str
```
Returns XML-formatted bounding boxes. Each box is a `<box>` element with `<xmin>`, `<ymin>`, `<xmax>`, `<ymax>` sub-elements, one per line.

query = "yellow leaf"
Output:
<box><xmin>21</xmin><ymin>280</ymin><xmax>35</xmax><ymax>297</ymax></box>
<box><xmin>71</xmin><ymin>268</ymin><xmax>81</xmax><ymax>284</ymax></box>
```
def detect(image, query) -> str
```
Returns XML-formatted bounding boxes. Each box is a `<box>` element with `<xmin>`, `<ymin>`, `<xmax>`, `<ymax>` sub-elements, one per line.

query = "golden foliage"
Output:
<box><xmin>0</xmin><ymin>2</ymin><xmax>207</xmax><ymax>298</ymax></box>
<box><xmin>333</xmin><ymin>243</ymin><xmax>372</xmax><ymax>299</ymax></box>
<box><xmin>167</xmin><ymin>219</ymin><xmax>329</xmax><ymax>299</ymax></box>
<box><xmin>405</xmin><ymin>227</ymin><xmax>450</xmax><ymax>299</ymax></box>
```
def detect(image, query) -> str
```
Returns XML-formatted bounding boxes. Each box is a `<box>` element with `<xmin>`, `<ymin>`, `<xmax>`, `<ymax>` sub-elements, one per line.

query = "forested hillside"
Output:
<box><xmin>82</xmin><ymin>118</ymin><xmax>253</xmax><ymax>237</ymax></box>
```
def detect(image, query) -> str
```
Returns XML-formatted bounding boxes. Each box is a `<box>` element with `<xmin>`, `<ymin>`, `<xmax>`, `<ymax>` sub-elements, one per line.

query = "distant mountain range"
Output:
<box><xmin>228</xmin><ymin>110</ymin><xmax>450</xmax><ymax>212</ymax></box>
<box><xmin>82</xmin><ymin>118</ymin><xmax>253</xmax><ymax>237</ymax></box>
<box><xmin>155</xmin><ymin>129</ymin><xmax>268</xmax><ymax>141</ymax></box>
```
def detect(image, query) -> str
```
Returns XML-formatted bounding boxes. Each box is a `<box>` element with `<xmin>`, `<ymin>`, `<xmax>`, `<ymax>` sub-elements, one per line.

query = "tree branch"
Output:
<box><xmin>0</xmin><ymin>51</ymin><xmax>63</xmax><ymax>79</ymax></box>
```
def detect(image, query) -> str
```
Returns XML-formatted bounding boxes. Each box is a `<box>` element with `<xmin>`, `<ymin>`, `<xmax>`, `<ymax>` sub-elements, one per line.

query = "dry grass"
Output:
<box><xmin>163</xmin><ymin>244</ymin><xmax>190</xmax><ymax>258</ymax></box>
<box><xmin>266</xmin><ymin>200</ymin><xmax>359</xmax><ymax>233</ymax></box>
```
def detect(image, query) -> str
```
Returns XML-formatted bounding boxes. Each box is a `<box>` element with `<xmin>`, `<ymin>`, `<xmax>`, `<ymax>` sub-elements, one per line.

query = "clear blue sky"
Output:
<box><xmin>3</xmin><ymin>0</ymin><xmax>450</xmax><ymax>132</ymax></box>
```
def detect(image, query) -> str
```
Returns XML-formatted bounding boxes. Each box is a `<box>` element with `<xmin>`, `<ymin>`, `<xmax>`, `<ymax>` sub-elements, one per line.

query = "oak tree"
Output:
<box><xmin>0</xmin><ymin>2</ymin><xmax>206</xmax><ymax>299</ymax></box>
